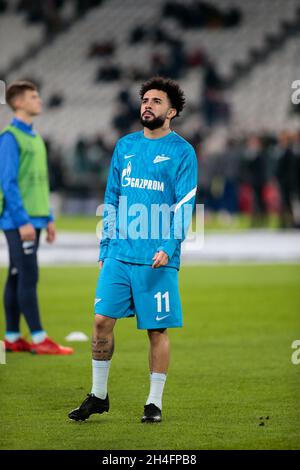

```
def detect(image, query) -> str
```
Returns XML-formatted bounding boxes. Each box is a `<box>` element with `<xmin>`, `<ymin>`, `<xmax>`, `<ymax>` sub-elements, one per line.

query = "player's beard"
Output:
<box><xmin>140</xmin><ymin>112</ymin><xmax>167</xmax><ymax>130</ymax></box>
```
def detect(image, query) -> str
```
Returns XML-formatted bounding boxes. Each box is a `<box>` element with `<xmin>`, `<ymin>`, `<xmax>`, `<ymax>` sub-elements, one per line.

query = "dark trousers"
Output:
<box><xmin>3</xmin><ymin>229</ymin><xmax>43</xmax><ymax>333</ymax></box>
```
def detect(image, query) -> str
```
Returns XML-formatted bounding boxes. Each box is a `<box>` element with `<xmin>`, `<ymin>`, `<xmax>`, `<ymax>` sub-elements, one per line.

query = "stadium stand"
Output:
<box><xmin>1</xmin><ymin>0</ymin><xmax>298</xmax><ymax>143</ymax></box>
<box><xmin>0</xmin><ymin>1</ymin><xmax>44</xmax><ymax>72</ymax></box>
<box><xmin>0</xmin><ymin>0</ymin><xmax>299</xmax><ymax>225</ymax></box>
<box><xmin>229</xmin><ymin>36</ymin><xmax>300</xmax><ymax>133</ymax></box>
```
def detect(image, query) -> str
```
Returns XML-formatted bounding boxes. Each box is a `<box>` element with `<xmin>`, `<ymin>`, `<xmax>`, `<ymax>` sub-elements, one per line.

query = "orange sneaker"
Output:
<box><xmin>4</xmin><ymin>337</ymin><xmax>32</xmax><ymax>352</ymax></box>
<box><xmin>30</xmin><ymin>337</ymin><xmax>74</xmax><ymax>355</ymax></box>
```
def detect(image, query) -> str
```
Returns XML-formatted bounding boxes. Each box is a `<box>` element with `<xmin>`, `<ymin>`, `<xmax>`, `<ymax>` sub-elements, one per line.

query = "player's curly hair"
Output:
<box><xmin>140</xmin><ymin>76</ymin><xmax>185</xmax><ymax>119</ymax></box>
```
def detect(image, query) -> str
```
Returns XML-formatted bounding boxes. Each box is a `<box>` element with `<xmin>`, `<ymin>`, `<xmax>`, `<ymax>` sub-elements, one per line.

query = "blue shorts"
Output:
<box><xmin>94</xmin><ymin>258</ymin><xmax>182</xmax><ymax>330</ymax></box>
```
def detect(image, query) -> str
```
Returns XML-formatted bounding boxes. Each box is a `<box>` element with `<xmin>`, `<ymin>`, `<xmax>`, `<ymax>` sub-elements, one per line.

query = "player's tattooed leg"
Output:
<box><xmin>92</xmin><ymin>336</ymin><xmax>114</xmax><ymax>361</ymax></box>
<box><xmin>92</xmin><ymin>315</ymin><xmax>116</xmax><ymax>360</ymax></box>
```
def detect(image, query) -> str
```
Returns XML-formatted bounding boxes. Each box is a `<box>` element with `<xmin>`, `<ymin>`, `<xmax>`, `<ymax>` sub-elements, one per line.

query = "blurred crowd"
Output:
<box><xmin>46</xmin><ymin>129</ymin><xmax>300</xmax><ymax>228</ymax></box>
<box><xmin>162</xmin><ymin>1</ymin><xmax>242</xmax><ymax>29</ymax></box>
<box><xmin>91</xmin><ymin>23</ymin><xmax>231</xmax><ymax>128</ymax></box>
<box><xmin>196</xmin><ymin>130</ymin><xmax>300</xmax><ymax>228</ymax></box>
<box><xmin>1</xmin><ymin>0</ymin><xmax>299</xmax><ymax>227</ymax></box>
<box><xmin>0</xmin><ymin>0</ymin><xmax>104</xmax><ymax>37</ymax></box>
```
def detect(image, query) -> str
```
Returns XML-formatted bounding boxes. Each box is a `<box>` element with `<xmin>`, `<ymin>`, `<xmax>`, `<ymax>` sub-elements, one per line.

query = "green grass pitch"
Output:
<box><xmin>0</xmin><ymin>264</ymin><xmax>299</xmax><ymax>450</ymax></box>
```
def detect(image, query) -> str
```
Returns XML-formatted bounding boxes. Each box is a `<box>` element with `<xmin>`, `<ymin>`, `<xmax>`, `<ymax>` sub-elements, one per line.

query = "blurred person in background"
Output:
<box><xmin>0</xmin><ymin>80</ymin><xmax>73</xmax><ymax>355</ymax></box>
<box><xmin>292</xmin><ymin>130</ymin><xmax>300</xmax><ymax>227</ymax></box>
<box><xmin>112</xmin><ymin>89</ymin><xmax>138</xmax><ymax>136</ymax></box>
<box><xmin>46</xmin><ymin>138</ymin><xmax>66</xmax><ymax>217</ymax></box>
<box><xmin>201</xmin><ymin>59</ymin><xmax>230</xmax><ymax>127</ymax></box>
<box><xmin>276</xmin><ymin>131</ymin><xmax>296</xmax><ymax>228</ymax></box>
<box><xmin>244</xmin><ymin>134</ymin><xmax>269</xmax><ymax>227</ymax></box>
<box><xmin>214</xmin><ymin>137</ymin><xmax>241</xmax><ymax>217</ymax></box>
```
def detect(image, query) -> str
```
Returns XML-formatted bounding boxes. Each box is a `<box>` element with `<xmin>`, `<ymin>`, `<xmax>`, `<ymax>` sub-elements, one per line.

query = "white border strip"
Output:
<box><xmin>174</xmin><ymin>186</ymin><xmax>197</xmax><ymax>213</ymax></box>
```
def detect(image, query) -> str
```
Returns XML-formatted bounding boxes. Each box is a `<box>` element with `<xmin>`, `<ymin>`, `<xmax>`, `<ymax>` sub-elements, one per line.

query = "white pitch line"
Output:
<box><xmin>0</xmin><ymin>230</ymin><xmax>299</xmax><ymax>266</ymax></box>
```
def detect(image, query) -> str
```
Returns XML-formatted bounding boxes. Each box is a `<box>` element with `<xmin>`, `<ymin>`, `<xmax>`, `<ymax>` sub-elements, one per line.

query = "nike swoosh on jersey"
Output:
<box><xmin>124</xmin><ymin>154</ymin><xmax>135</xmax><ymax>159</ymax></box>
<box><xmin>94</xmin><ymin>298</ymin><xmax>102</xmax><ymax>306</ymax></box>
<box><xmin>155</xmin><ymin>314</ymin><xmax>170</xmax><ymax>321</ymax></box>
<box><xmin>153</xmin><ymin>155</ymin><xmax>171</xmax><ymax>163</ymax></box>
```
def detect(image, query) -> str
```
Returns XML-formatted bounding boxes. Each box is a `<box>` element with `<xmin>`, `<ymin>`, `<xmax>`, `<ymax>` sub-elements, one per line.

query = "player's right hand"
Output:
<box><xmin>98</xmin><ymin>261</ymin><xmax>103</xmax><ymax>270</ymax></box>
<box><xmin>19</xmin><ymin>223</ymin><xmax>36</xmax><ymax>241</ymax></box>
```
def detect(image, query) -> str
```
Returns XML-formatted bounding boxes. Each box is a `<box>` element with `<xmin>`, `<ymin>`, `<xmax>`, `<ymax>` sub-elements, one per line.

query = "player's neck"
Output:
<box><xmin>14</xmin><ymin>111</ymin><xmax>34</xmax><ymax>125</ymax></box>
<box><xmin>143</xmin><ymin>125</ymin><xmax>172</xmax><ymax>140</ymax></box>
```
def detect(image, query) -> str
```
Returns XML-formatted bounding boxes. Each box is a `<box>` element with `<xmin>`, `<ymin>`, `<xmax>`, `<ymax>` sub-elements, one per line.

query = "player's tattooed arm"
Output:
<box><xmin>92</xmin><ymin>337</ymin><xmax>114</xmax><ymax>361</ymax></box>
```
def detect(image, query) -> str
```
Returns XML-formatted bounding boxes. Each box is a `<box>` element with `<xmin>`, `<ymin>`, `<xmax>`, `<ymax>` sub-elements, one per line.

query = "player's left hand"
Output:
<box><xmin>152</xmin><ymin>250</ymin><xmax>169</xmax><ymax>269</ymax></box>
<box><xmin>46</xmin><ymin>222</ymin><xmax>56</xmax><ymax>243</ymax></box>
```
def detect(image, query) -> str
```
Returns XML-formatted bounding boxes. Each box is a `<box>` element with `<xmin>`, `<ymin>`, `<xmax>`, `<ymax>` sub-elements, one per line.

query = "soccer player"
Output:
<box><xmin>68</xmin><ymin>77</ymin><xmax>197</xmax><ymax>422</ymax></box>
<box><xmin>0</xmin><ymin>80</ymin><xmax>73</xmax><ymax>355</ymax></box>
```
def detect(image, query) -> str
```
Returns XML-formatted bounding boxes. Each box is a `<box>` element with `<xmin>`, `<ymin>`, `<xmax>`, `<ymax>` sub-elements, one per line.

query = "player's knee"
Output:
<box><xmin>19</xmin><ymin>267</ymin><xmax>38</xmax><ymax>288</ymax></box>
<box><xmin>148</xmin><ymin>328</ymin><xmax>167</xmax><ymax>343</ymax></box>
<box><xmin>94</xmin><ymin>314</ymin><xmax>114</xmax><ymax>334</ymax></box>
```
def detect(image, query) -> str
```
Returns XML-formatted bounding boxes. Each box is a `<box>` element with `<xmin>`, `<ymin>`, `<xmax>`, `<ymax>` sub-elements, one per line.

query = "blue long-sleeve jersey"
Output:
<box><xmin>0</xmin><ymin>117</ymin><xmax>53</xmax><ymax>230</ymax></box>
<box><xmin>99</xmin><ymin>130</ymin><xmax>198</xmax><ymax>269</ymax></box>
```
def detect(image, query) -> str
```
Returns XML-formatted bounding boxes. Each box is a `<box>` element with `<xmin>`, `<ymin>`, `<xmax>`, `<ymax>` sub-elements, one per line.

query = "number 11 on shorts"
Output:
<box><xmin>154</xmin><ymin>291</ymin><xmax>170</xmax><ymax>313</ymax></box>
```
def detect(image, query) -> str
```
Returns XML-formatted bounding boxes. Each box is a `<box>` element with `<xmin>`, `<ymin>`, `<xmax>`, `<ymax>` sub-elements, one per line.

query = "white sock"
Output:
<box><xmin>31</xmin><ymin>330</ymin><xmax>47</xmax><ymax>344</ymax></box>
<box><xmin>146</xmin><ymin>372</ymin><xmax>167</xmax><ymax>410</ymax></box>
<box><xmin>91</xmin><ymin>359</ymin><xmax>111</xmax><ymax>399</ymax></box>
<box><xmin>5</xmin><ymin>332</ymin><xmax>21</xmax><ymax>342</ymax></box>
